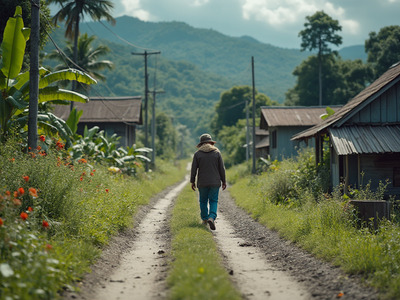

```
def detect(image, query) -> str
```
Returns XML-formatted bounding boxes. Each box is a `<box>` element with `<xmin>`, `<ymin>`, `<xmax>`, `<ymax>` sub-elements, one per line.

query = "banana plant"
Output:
<box><xmin>0</xmin><ymin>6</ymin><xmax>97</xmax><ymax>141</ymax></box>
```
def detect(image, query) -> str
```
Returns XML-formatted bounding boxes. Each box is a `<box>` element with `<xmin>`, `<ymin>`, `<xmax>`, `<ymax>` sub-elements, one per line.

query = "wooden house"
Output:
<box><xmin>260</xmin><ymin>106</ymin><xmax>341</xmax><ymax>161</ymax></box>
<box><xmin>292</xmin><ymin>62</ymin><xmax>400</xmax><ymax>198</ymax></box>
<box><xmin>53</xmin><ymin>96</ymin><xmax>142</xmax><ymax>147</ymax></box>
<box><xmin>255</xmin><ymin>128</ymin><xmax>269</xmax><ymax>158</ymax></box>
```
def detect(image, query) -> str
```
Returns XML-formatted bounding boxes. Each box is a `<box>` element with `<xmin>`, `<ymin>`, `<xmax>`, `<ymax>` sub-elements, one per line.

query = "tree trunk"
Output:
<box><xmin>70</xmin><ymin>14</ymin><xmax>80</xmax><ymax>111</ymax></box>
<box><xmin>28</xmin><ymin>0</ymin><xmax>40</xmax><ymax>150</ymax></box>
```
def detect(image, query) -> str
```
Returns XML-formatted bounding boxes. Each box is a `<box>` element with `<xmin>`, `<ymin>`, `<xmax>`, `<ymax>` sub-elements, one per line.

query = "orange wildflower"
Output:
<box><xmin>105</xmin><ymin>189</ymin><xmax>109</xmax><ymax>193</ymax></box>
<box><xmin>37</xmin><ymin>146</ymin><xmax>41</xmax><ymax>150</ymax></box>
<box><xmin>0</xmin><ymin>217</ymin><xmax>3</xmax><ymax>226</ymax></box>
<box><xmin>29</xmin><ymin>188</ymin><xmax>38</xmax><ymax>198</ymax></box>
<box><xmin>90</xmin><ymin>172</ymin><xmax>94</xmax><ymax>176</ymax></box>
<box><xmin>23</xmin><ymin>175</ymin><xmax>29</xmax><ymax>182</ymax></box>
<box><xmin>13</xmin><ymin>191</ymin><xmax>19</xmax><ymax>198</ymax></box>
<box><xmin>42</xmin><ymin>220</ymin><xmax>49</xmax><ymax>228</ymax></box>
<box><xmin>39</xmin><ymin>135</ymin><xmax>46</xmax><ymax>142</ymax></box>
<box><xmin>20</xmin><ymin>212</ymin><xmax>28</xmax><ymax>220</ymax></box>
<box><xmin>18</xmin><ymin>187</ymin><xmax>25</xmax><ymax>195</ymax></box>
<box><xmin>78</xmin><ymin>158</ymin><xmax>87</xmax><ymax>164</ymax></box>
<box><xmin>79</xmin><ymin>177</ymin><xmax>83</xmax><ymax>181</ymax></box>
<box><xmin>45</xmin><ymin>244</ymin><xmax>53</xmax><ymax>251</ymax></box>
<box><xmin>10</xmin><ymin>158</ymin><xmax>15</xmax><ymax>162</ymax></box>
<box><xmin>28</xmin><ymin>206</ymin><xmax>33</xmax><ymax>212</ymax></box>
<box><xmin>5</xmin><ymin>191</ymin><xmax>11</xmax><ymax>196</ymax></box>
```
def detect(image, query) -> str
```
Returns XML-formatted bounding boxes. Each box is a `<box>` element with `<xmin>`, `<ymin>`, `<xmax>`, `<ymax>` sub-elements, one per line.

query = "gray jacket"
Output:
<box><xmin>190</xmin><ymin>144</ymin><xmax>226</xmax><ymax>188</ymax></box>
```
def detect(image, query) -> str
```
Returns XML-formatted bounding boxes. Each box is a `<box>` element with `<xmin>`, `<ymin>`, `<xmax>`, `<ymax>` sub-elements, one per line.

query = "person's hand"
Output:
<box><xmin>222</xmin><ymin>182</ymin><xmax>227</xmax><ymax>191</ymax></box>
<box><xmin>191</xmin><ymin>182</ymin><xmax>196</xmax><ymax>191</ymax></box>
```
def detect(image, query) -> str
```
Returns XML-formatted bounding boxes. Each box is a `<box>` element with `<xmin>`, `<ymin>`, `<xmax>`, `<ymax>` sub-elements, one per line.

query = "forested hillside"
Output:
<box><xmin>44</xmin><ymin>15</ymin><xmax>365</xmax><ymax>135</ymax></box>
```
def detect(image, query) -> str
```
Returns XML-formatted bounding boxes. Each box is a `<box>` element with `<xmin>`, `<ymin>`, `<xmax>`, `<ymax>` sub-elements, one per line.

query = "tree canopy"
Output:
<box><xmin>365</xmin><ymin>25</ymin><xmax>400</xmax><ymax>79</ymax></box>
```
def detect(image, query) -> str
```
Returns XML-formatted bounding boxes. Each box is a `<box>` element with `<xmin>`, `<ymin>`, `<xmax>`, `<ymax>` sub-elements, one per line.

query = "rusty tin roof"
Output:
<box><xmin>52</xmin><ymin>96</ymin><xmax>142</xmax><ymax>124</ymax></box>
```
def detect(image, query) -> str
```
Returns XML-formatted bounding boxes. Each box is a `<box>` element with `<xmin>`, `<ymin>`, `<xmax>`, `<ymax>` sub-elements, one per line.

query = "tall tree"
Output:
<box><xmin>365</xmin><ymin>25</ymin><xmax>400</xmax><ymax>79</ymax></box>
<box><xmin>47</xmin><ymin>0</ymin><xmax>115</xmax><ymax>88</ymax></box>
<box><xmin>299</xmin><ymin>11</ymin><xmax>342</xmax><ymax>106</ymax></box>
<box><xmin>47</xmin><ymin>33</ymin><xmax>113</xmax><ymax>93</ymax></box>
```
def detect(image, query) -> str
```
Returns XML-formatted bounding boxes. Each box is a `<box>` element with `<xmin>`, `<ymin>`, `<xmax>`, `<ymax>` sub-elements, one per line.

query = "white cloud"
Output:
<box><xmin>192</xmin><ymin>0</ymin><xmax>210</xmax><ymax>6</ymax></box>
<box><xmin>121</xmin><ymin>0</ymin><xmax>152</xmax><ymax>21</ymax></box>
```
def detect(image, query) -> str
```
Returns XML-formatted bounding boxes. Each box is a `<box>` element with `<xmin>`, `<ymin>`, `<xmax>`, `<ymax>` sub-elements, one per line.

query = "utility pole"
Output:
<box><xmin>150</xmin><ymin>89</ymin><xmax>165</xmax><ymax>167</ymax></box>
<box><xmin>131</xmin><ymin>50</ymin><xmax>160</xmax><ymax>149</ymax></box>
<box><xmin>251</xmin><ymin>56</ymin><xmax>256</xmax><ymax>174</ymax></box>
<box><xmin>246</xmin><ymin>98</ymin><xmax>249</xmax><ymax>161</ymax></box>
<box><xmin>28</xmin><ymin>0</ymin><xmax>40</xmax><ymax>151</ymax></box>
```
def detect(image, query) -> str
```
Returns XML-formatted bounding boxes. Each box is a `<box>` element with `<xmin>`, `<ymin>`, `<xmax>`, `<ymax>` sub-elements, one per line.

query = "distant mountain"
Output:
<box><xmin>44</xmin><ymin>16</ymin><xmax>367</xmax><ymax>135</ymax></box>
<box><xmin>339</xmin><ymin>45</ymin><xmax>367</xmax><ymax>61</ymax></box>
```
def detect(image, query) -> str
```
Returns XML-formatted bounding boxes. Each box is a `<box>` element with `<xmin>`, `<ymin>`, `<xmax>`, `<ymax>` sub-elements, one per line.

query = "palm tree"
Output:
<box><xmin>47</xmin><ymin>0</ymin><xmax>115</xmax><ymax>88</ymax></box>
<box><xmin>48</xmin><ymin>33</ymin><xmax>113</xmax><ymax>93</ymax></box>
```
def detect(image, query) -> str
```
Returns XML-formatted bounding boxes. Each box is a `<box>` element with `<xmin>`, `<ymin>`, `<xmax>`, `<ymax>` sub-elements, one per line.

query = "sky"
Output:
<box><xmin>108</xmin><ymin>0</ymin><xmax>400</xmax><ymax>49</ymax></box>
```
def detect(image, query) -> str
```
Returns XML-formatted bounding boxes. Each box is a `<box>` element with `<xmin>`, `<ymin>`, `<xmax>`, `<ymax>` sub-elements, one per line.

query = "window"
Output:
<box><xmin>271</xmin><ymin>130</ymin><xmax>277</xmax><ymax>149</ymax></box>
<box><xmin>393</xmin><ymin>167</ymin><xmax>400</xmax><ymax>187</ymax></box>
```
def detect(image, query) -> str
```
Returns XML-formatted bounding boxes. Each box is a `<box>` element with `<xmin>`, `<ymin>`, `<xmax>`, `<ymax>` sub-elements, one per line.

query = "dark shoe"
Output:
<box><xmin>207</xmin><ymin>218</ymin><xmax>216</xmax><ymax>230</ymax></box>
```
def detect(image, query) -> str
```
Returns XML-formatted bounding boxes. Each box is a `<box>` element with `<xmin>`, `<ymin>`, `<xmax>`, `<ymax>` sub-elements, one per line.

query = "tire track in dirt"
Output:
<box><xmin>87</xmin><ymin>179</ymin><xmax>188</xmax><ymax>300</ymax></box>
<box><xmin>213</xmin><ymin>211</ymin><xmax>310</xmax><ymax>299</ymax></box>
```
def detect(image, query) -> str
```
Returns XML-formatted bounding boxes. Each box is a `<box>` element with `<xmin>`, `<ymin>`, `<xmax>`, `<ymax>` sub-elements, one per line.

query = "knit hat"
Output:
<box><xmin>197</xmin><ymin>133</ymin><xmax>216</xmax><ymax>147</ymax></box>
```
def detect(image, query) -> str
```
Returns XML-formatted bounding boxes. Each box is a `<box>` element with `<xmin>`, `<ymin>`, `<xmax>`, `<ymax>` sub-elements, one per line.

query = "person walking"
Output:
<box><xmin>190</xmin><ymin>133</ymin><xmax>226</xmax><ymax>230</ymax></box>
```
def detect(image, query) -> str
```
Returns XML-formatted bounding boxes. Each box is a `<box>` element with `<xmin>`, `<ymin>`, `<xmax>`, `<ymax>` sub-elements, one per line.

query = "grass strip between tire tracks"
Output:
<box><xmin>167</xmin><ymin>184</ymin><xmax>242</xmax><ymax>300</ymax></box>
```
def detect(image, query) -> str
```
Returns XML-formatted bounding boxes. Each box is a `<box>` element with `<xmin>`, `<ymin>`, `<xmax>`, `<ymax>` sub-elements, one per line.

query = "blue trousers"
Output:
<box><xmin>198</xmin><ymin>186</ymin><xmax>220</xmax><ymax>221</ymax></box>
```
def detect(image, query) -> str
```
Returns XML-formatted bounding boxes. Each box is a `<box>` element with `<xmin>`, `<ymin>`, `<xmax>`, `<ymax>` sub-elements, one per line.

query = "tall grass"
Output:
<box><xmin>0</xmin><ymin>139</ymin><xmax>187</xmax><ymax>299</ymax></box>
<box><xmin>167</xmin><ymin>184</ymin><xmax>242</xmax><ymax>300</ymax></box>
<box><xmin>228</xmin><ymin>149</ymin><xmax>400</xmax><ymax>299</ymax></box>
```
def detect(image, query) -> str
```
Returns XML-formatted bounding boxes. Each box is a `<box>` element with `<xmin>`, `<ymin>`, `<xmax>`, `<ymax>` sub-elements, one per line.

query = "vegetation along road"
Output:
<box><xmin>63</xmin><ymin>173</ymin><xmax>378</xmax><ymax>300</ymax></box>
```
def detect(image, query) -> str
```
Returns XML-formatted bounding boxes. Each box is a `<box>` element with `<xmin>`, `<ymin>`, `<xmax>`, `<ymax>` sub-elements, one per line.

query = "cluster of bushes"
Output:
<box><xmin>228</xmin><ymin>148</ymin><xmax>400</xmax><ymax>298</ymax></box>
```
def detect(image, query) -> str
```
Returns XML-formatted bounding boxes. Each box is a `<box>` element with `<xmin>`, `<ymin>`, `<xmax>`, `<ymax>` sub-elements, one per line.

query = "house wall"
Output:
<box><xmin>359</xmin><ymin>153</ymin><xmax>400</xmax><ymax>199</ymax></box>
<box><xmin>270</xmin><ymin>126</ymin><xmax>312</xmax><ymax>161</ymax></box>
<box><xmin>349</xmin><ymin>82</ymin><xmax>400</xmax><ymax>124</ymax></box>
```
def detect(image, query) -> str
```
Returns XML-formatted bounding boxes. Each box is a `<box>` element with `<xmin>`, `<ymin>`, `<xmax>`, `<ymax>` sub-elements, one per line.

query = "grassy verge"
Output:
<box><xmin>227</xmin><ymin>162</ymin><xmax>400</xmax><ymax>300</ymax></box>
<box><xmin>167</xmin><ymin>184</ymin><xmax>242</xmax><ymax>300</ymax></box>
<box><xmin>0</xmin><ymin>140</ymin><xmax>188</xmax><ymax>299</ymax></box>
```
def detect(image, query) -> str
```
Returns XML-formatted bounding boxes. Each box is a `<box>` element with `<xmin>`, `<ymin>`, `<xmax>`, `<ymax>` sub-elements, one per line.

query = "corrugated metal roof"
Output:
<box><xmin>52</xmin><ymin>96</ymin><xmax>142</xmax><ymax>124</ymax></box>
<box><xmin>293</xmin><ymin>62</ymin><xmax>400</xmax><ymax>140</ymax></box>
<box><xmin>330</xmin><ymin>125</ymin><xmax>400</xmax><ymax>155</ymax></box>
<box><xmin>255</xmin><ymin>128</ymin><xmax>269</xmax><ymax>136</ymax></box>
<box><xmin>260</xmin><ymin>106</ymin><xmax>341</xmax><ymax>128</ymax></box>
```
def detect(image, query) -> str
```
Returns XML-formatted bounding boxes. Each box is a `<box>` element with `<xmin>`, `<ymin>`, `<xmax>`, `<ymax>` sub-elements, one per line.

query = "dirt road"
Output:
<box><xmin>63</xmin><ymin>179</ymin><xmax>378</xmax><ymax>300</ymax></box>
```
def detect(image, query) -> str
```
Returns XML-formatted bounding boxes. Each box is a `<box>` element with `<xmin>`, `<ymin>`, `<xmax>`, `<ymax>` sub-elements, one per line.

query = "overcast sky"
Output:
<box><xmin>108</xmin><ymin>0</ymin><xmax>400</xmax><ymax>49</ymax></box>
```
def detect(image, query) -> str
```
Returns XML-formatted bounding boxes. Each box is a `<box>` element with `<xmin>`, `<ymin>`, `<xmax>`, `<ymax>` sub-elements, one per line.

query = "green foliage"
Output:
<box><xmin>47</xmin><ymin>33</ymin><xmax>113</xmax><ymax>93</ymax></box>
<box><xmin>365</xmin><ymin>25</ymin><xmax>400</xmax><ymax>79</ymax></box>
<box><xmin>168</xmin><ymin>184</ymin><xmax>242</xmax><ymax>300</ymax></box>
<box><xmin>155</xmin><ymin>112</ymin><xmax>177</xmax><ymax>160</ymax></box>
<box><xmin>285</xmin><ymin>55</ymin><xmax>373</xmax><ymax>106</ymax></box>
<box><xmin>217</xmin><ymin>119</ymin><xmax>247</xmax><ymax>168</ymax></box>
<box><xmin>69</xmin><ymin>125</ymin><xmax>151</xmax><ymax>175</ymax></box>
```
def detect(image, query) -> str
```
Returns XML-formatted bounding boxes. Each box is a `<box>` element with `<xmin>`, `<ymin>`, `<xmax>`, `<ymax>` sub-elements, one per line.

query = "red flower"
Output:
<box><xmin>0</xmin><ymin>217</ymin><xmax>3</xmax><ymax>226</ymax></box>
<box><xmin>20</xmin><ymin>212</ymin><xmax>28</xmax><ymax>220</ymax></box>
<box><xmin>5</xmin><ymin>191</ymin><xmax>11</xmax><ymax>196</ymax></box>
<box><xmin>23</xmin><ymin>175</ymin><xmax>29</xmax><ymax>182</ymax></box>
<box><xmin>78</xmin><ymin>158</ymin><xmax>87</xmax><ymax>164</ymax></box>
<box><xmin>45</xmin><ymin>244</ymin><xmax>53</xmax><ymax>251</ymax></box>
<box><xmin>105</xmin><ymin>189</ymin><xmax>109</xmax><ymax>193</ymax></box>
<box><xmin>42</xmin><ymin>220</ymin><xmax>49</xmax><ymax>228</ymax></box>
<box><xmin>79</xmin><ymin>177</ymin><xmax>83</xmax><ymax>181</ymax></box>
<box><xmin>29</xmin><ymin>188</ymin><xmax>38</xmax><ymax>198</ymax></box>
<box><xmin>39</xmin><ymin>135</ymin><xmax>46</xmax><ymax>142</ymax></box>
<box><xmin>18</xmin><ymin>187</ymin><xmax>25</xmax><ymax>195</ymax></box>
<box><xmin>37</xmin><ymin>146</ymin><xmax>41</xmax><ymax>151</ymax></box>
<box><xmin>28</xmin><ymin>206</ymin><xmax>33</xmax><ymax>212</ymax></box>
<box><xmin>90</xmin><ymin>172</ymin><xmax>94</xmax><ymax>176</ymax></box>
<box><xmin>13</xmin><ymin>191</ymin><xmax>19</xmax><ymax>198</ymax></box>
